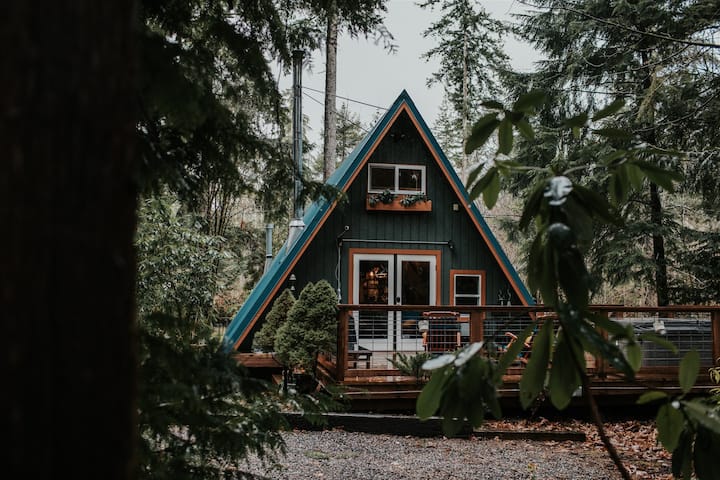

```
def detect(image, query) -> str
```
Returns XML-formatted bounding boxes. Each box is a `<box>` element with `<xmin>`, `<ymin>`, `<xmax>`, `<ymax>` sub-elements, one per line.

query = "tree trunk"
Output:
<box><xmin>640</xmin><ymin>50</ymin><xmax>669</xmax><ymax>306</ymax></box>
<box><xmin>1</xmin><ymin>2</ymin><xmax>138</xmax><ymax>478</ymax></box>
<box><xmin>649</xmin><ymin>183</ymin><xmax>669</xmax><ymax>306</ymax></box>
<box><xmin>461</xmin><ymin>25</ymin><xmax>469</xmax><ymax>183</ymax></box>
<box><xmin>323</xmin><ymin>1</ymin><xmax>338</xmax><ymax>181</ymax></box>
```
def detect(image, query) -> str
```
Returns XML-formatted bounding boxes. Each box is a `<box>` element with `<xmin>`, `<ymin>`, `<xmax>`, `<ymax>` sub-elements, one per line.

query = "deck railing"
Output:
<box><xmin>334</xmin><ymin>304</ymin><xmax>720</xmax><ymax>382</ymax></box>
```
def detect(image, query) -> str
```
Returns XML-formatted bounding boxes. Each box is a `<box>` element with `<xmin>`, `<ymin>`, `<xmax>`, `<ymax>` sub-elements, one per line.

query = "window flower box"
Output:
<box><xmin>366</xmin><ymin>193</ymin><xmax>432</xmax><ymax>212</ymax></box>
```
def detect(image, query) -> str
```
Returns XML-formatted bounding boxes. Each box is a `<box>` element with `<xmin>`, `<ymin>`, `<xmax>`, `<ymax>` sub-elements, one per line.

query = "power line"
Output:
<box><xmin>302</xmin><ymin>91</ymin><xmax>371</xmax><ymax>135</ymax></box>
<box><xmin>303</xmin><ymin>86</ymin><xmax>388</xmax><ymax>111</ymax></box>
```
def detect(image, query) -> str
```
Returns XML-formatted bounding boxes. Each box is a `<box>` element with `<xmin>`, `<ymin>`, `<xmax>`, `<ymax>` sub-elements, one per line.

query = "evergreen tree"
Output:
<box><xmin>253</xmin><ymin>288</ymin><xmax>297</xmax><ymax>352</ymax></box>
<box><xmin>335</xmin><ymin>101</ymin><xmax>366</xmax><ymax>164</ymax></box>
<box><xmin>274</xmin><ymin>280</ymin><xmax>338</xmax><ymax>375</ymax></box>
<box><xmin>135</xmin><ymin>197</ymin><xmax>289</xmax><ymax>479</ymax></box>
<box><xmin>286</xmin><ymin>0</ymin><xmax>394</xmax><ymax>180</ymax></box>
<box><xmin>434</xmin><ymin>96</ymin><xmax>464</xmax><ymax>174</ymax></box>
<box><xmin>511</xmin><ymin>0</ymin><xmax>720</xmax><ymax>304</ymax></box>
<box><xmin>138</xmin><ymin>0</ymin><xmax>297</xmax><ymax>228</ymax></box>
<box><xmin>420</xmin><ymin>0</ymin><xmax>509</xmax><ymax>180</ymax></box>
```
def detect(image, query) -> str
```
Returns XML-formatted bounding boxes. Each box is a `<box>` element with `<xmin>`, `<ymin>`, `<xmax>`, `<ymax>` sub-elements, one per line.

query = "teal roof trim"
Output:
<box><xmin>224</xmin><ymin>90</ymin><xmax>533</xmax><ymax>351</ymax></box>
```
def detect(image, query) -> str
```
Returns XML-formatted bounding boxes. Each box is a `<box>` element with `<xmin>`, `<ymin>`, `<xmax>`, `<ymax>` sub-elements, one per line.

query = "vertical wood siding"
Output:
<box><xmin>291</xmin><ymin>111</ymin><xmax>518</xmax><ymax>307</ymax></box>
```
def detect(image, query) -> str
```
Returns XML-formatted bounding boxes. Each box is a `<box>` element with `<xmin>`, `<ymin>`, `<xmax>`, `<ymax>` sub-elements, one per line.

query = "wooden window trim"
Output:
<box><xmin>449</xmin><ymin>269</ymin><xmax>486</xmax><ymax>306</ymax></box>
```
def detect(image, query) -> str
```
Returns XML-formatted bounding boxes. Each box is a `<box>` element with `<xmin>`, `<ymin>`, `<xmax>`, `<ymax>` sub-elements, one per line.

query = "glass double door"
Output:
<box><xmin>352</xmin><ymin>253</ymin><xmax>437</xmax><ymax>352</ymax></box>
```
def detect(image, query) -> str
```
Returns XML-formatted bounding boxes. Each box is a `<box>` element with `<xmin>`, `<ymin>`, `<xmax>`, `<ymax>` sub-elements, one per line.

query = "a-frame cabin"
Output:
<box><xmin>225</xmin><ymin>90</ymin><xmax>720</xmax><ymax>405</ymax></box>
<box><xmin>225</xmin><ymin>90</ymin><xmax>533</xmax><ymax>356</ymax></box>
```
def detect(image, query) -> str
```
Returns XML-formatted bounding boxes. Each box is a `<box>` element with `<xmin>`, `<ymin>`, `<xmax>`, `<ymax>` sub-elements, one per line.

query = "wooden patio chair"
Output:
<box><xmin>501</xmin><ymin>331</ymin><xmax>533</xmax><ymax>365</ymax></box>
<box><xmin>421</xmin><ymin>311</ymin><xmax>461</xmax><ymax>353</ymax></box>
<box><xmin>347</xmin><ymin>315</ymin><xmax>373</xmax><ymax>369</ymax></box>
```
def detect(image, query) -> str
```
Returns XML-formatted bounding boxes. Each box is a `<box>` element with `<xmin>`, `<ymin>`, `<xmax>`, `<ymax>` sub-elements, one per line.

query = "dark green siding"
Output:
<box><xmin>291</xmin><ymin>111</ymin><xmax>519</xmax><ymax>307</ymax></box>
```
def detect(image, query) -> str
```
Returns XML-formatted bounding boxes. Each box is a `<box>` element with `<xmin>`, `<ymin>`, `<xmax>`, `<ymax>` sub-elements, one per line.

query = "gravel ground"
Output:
<box><xmin>242</xmin><ymin>429</ymin><xmax>621</xmax><ymax>480</ymax></box>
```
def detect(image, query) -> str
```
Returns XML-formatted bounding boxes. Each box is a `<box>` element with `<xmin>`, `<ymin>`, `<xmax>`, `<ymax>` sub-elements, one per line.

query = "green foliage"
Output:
<box><xmin>135</xmin><ymin>197</ymin><xmax>289</xmax><ymax>479</ymax></box>
<box><xmin>710</xmin><ymin>360</ymin><xmax>720</xmax><ymax>406</ymax></box>
<box><xmin>416</xmin><ymin>343</ymin><xmax>501</xmax><ymax>437</ymax></box>
<box><xmin>136</xmin><ymin>196</ymin><xmax>229</xmax><ymax>322</ymax></box>
<box><xmin>274</xmin><ymin>280</ymin><xmax>338</xmax><ymax>374</ymax></box>
<box><xmin>253</xmin><ymin>289</ymin><xmax>296</xmax><ymax>352</ymax></box>
<box><xmin>399</xmin><ymin>193</ymin><xmax>429</xmax><ymax>207</ymax></box>
<box><xmin>335</xmin><ymin>101</ymin><xmax>366</xmax><ymax>164</ymax></box>
<box><xmin>367</xmin><ymin>189</ymin><xmax>396</xmax><ymax>206</ymax></box>
<box><xmin>519</xmin><ymin>318</ymin><xmax>554</xmax><ymax>409</ymax></box>
<box><xmin>420</xmin><ymin>0</ymin><xmax>509</xmax><ymax>122</ymax></box>
<box><xmin>137</xmin><ymin>313</ymin><xmax>287</xmax><ymax>480</ymax></box>
<box><xmin>420</xmin><ymin>90</ymin><xmax>693</xmax><ymax>464</ymax></box>
<box><xmin>389</xmin><ymin>352</ymin><xmax>433</xmax><ymax>382</ymax></box>
<box><xmin>638</xmin><ymin>351</ymin><xmax>720</xmax><ymax>480</ymax></box>
<box><xmin>138</xmin><ymin>0</ymin><xmax>293</xmax><ymax>211</ymax></box>
<box><xmin>509</xmin><ymin>0</ymin><xmax>720</xmax><ymax>306</ymax></box>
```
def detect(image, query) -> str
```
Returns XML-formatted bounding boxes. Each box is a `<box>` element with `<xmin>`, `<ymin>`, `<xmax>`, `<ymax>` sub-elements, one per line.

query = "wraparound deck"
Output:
<box><xmin>236</xmin><ymin>304</ymin><xmax>720</xmax><ymax>407</ymax></box>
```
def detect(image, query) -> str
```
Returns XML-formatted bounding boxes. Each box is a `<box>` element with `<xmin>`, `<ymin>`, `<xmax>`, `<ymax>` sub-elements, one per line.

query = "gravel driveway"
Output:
<box><xmin>243</xmin><ymin>429</ymin><xmax>621</xmax><ymax>479</ymax></box>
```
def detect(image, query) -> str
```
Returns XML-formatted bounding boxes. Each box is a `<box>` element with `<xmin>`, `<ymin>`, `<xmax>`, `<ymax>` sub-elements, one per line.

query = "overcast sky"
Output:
<box><xmin>278</xmin><ymin>0</ymin><xmax>541</xmax><ymax>148</ymax></box>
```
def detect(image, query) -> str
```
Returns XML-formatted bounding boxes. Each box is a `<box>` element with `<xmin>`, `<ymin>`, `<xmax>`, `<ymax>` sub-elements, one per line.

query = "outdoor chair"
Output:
<box><xmin>501</xmin><ymin>331</ymin><xmax>533</xmax><ymax>365</ymax></box>
<box><xmin>421</xmin><ymin>311</ymin><xmax>461</xmax><ymax>353</ymax></box>
<box><xmin>347</xmin><ymin>315</ymin><xmax>373</xmax><ymax>369</ymax></box>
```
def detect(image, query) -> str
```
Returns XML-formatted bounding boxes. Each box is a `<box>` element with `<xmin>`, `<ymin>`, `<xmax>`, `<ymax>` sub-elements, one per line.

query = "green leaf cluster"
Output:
<box><xmin>389</xmin><ymin>352</ymin><xmax>433</xmax><ymax>382</ymax></box>
<box><xmin>367</xmin><ymin>189</ymin><xmax>396</xmax><ymax>206</ymax></box>
<box><xmin>420</xmin><ymin>0</ymin><xmax>509</xmax><ymax>125</ymax></box>
<box><xmin>637</xmin><ymin>351</ymin><xmax>720</xmax><ymax>479</ymax></box>
<box><xmin>136</xmin><ymin>196</ymin><xmax>230</xmax><ymax>322</ymax></box>
<box><xmin>416</xmin><ymin>343</ymin><xmax>501</xmax><ymax>437</ymax></box>
<box><xmin>137</xmin><ymin>313</ymin><xmax>288</xmax><ymax>480</ymax></box>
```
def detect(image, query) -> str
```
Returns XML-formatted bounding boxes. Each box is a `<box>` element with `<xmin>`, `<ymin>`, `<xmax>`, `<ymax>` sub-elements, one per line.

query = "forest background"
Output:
<box><xmin>3</xmin><ymin>0</ymin><xmax>720</xmax><ymax>478</ymax></box>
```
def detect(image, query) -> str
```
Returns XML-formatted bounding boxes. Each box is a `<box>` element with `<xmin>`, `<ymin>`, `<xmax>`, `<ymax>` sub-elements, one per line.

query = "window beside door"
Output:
<box><xmin>450</xmin><ymin>270</ymin><xmax>484</xmax><ymax>306</ymax></box>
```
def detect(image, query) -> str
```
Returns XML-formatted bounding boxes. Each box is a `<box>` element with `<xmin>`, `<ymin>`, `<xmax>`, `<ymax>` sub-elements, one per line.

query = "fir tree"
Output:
<box><xmin>253</xmin><ymin>288</ymin><xmax>297</xmax><ymax>352</ymax></box>
<box><xmin>274</xmin><ymin>280</ymin><xmax>338</xmax><ymax>375</ymax></box>
<box><xmin>510</xmin><ymin>0</ymin><xmax>720</xmax><ymax>304</ymax></box>
<box><xmin>420</xmin><ymin>0</ymin><xmax>509</xmax><ymax>180</ymax></box>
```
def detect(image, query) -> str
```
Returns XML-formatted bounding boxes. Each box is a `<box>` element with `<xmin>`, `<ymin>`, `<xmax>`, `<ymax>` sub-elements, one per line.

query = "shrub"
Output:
<box><xmin>253</xmin><ymin>288</ymin><xmax>296</xmax><ymax>352</ymax></box>
<box><xmin>274</xmin><ymin>280</ymin><xmax>338</xmax><ymax>375</ymax></box>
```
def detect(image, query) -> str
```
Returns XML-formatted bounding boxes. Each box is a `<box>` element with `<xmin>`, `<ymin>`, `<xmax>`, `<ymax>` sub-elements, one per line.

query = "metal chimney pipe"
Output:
<box><xmin>292</xmin><ymin>49</ymin><xmax>304</xmax><ymax>220</ymax></box>
<box><xmin>288</xmin><ymin>49</ymin><xmax>306</xmax><ymax>246</ymax></box>
<box><xmin>264</xmin><ymin>223</ymin><xmax>274</xmax><ymax>272</ymax></box>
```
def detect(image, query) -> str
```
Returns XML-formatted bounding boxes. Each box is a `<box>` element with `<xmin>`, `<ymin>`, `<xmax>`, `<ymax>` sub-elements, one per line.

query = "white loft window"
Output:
<box><xmin>453</xmin><ymin>274</ymin><xmax>482</xmax><ymax>306</ymax></box>
<box><xmin>368</xmin><ymin>163</ymin><xmax>425</xmax><ymax>194</ymax></box>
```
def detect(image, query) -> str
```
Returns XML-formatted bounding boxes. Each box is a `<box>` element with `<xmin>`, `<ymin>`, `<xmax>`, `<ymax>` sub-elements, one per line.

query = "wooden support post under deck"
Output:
<box><xmin>337</xmin><ymin>309</ymin><xmax>350</xmax><ymax>382</ymax></box>
<box><xmin>712</xmin><ymin>311</ymin><xmax>720</xmax><ymax>366</ymax></box>
<box><xmin>470</xmin><ymin>311</ymin><xmax>484</xmax><ymax>344</ymax></box>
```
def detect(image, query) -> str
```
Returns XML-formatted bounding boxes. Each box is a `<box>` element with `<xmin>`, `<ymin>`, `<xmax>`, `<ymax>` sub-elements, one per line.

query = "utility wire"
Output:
<box><xmin>302</xmin><ymin>90</ymin><xmax>371</xmax><ymax>135</ymax></box>
<box><xmin>303</xmin><ymin>85</ymin><xmax>388</xmax><ymax>111</ymax></box>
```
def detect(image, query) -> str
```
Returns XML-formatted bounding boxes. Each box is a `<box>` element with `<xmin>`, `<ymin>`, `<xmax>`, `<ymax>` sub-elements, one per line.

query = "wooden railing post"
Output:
<box><xmin>596</xmin><ymin>311</ymin><xmax>613</xmax><ymax>379</ymax></box>
<box><xmin>712</xmin><ymin>311</ymin><xmax>720</xmax><ymax>367</ymax></box>
<box><xmin>336</xmin><ymin>308</ymin><xmax>349</xmax><ymax>382</ymax></box>
<box><xmin>470</xmin><ymin>310</ymin><xmax>484</xmax><ymax>344</ymax></box>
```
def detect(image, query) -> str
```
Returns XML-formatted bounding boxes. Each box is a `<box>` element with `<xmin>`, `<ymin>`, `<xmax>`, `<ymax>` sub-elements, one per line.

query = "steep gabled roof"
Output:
<box><xmin>224</xmin><ymin>90</ymin><xmax>533</xmax><ymax>351</ymax></box>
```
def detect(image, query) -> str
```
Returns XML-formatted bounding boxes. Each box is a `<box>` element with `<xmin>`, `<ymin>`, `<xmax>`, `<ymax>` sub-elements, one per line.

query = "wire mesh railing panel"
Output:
<box><xmin>482</xmin><ymin>313</ymin><xmax>536</xmax><ymax>361</ymax></box>
<box><xmin>613</xmin><ymin>313</ymin><xmax>714</xmax><ymax>367</ymax></box>
<box><xmin>338</xmin><ymin>307</ymin><xmax>718</xmax><ymax>375</ymax></box>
